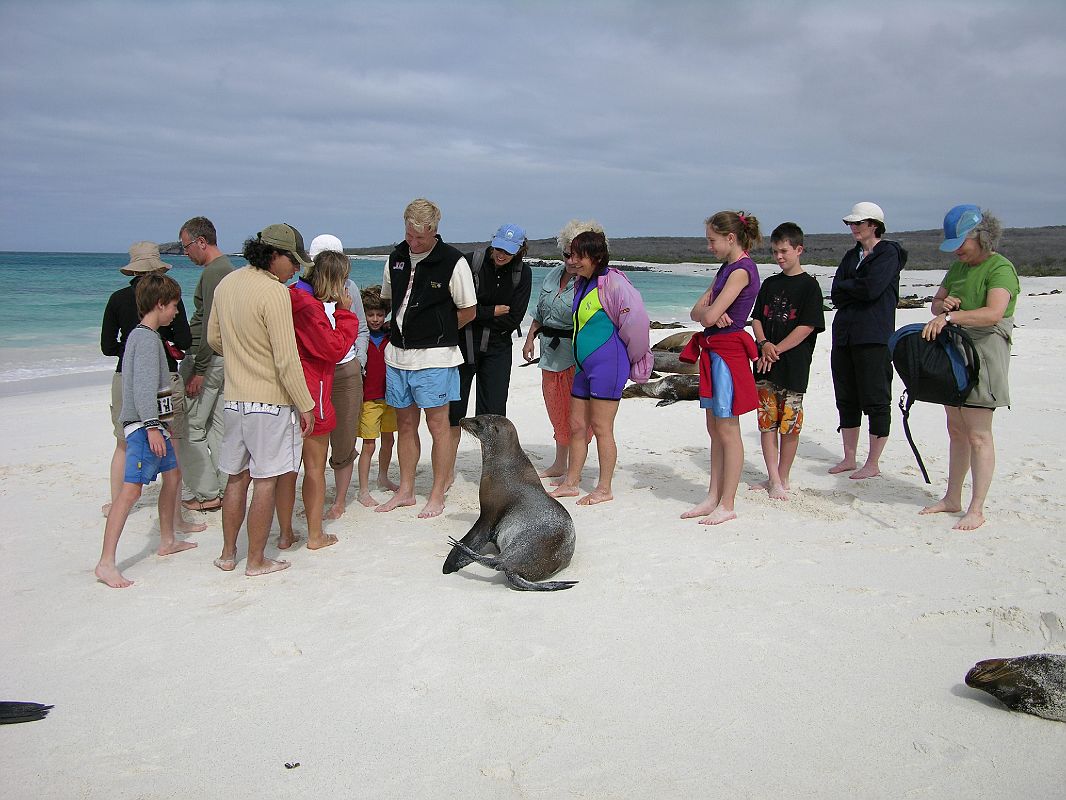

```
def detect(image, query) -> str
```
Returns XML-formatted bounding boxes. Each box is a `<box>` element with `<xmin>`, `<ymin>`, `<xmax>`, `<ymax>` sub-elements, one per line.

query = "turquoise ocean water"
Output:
<box><xmin>0</xmin><ymin>251</ymin><xmax>760</xmax><ymax>384</ymax></box>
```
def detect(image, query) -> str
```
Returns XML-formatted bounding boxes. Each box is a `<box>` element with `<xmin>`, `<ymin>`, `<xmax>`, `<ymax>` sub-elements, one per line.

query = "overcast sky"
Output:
<box><xmin>1</xmin><ymin>0</ymin><xmax>1063</xmax><ymax>253</ymax></box>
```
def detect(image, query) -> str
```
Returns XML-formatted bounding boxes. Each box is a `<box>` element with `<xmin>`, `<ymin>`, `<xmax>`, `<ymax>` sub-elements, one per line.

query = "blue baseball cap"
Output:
<box><xmin>491</xmin><ymin>224</ymin><xmax>526</xmax><ymax>255</ymax></box>
<box><xmin>940</xmin><ymin>205</ymin><xmax>982</xmax><ymax>252</ymax></box>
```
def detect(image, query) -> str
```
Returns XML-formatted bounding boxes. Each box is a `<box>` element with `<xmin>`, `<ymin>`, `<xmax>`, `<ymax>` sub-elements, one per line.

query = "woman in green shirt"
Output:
<box><xmin>919</xmin><ymin>205</ymin><xmax>1019</xmax><ymax>531</ymax></box>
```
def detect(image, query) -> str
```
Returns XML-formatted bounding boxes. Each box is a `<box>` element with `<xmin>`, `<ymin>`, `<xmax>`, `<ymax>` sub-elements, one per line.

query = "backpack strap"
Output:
<box><xmin>898</xmin><ymin>390</ymin><xmax>931</xmax><ymax>484</ymax></box>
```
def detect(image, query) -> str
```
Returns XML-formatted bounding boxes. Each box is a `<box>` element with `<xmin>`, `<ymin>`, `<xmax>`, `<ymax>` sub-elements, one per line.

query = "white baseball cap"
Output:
<box><xmin>842</xmin><ymin>202</ymin><xmax>885</xmax><ymax>224</ymax></box>
<box><xmin>308</xmin><ymin>234</ymin><xmax>344</xmax><ymax>260</ymax></box>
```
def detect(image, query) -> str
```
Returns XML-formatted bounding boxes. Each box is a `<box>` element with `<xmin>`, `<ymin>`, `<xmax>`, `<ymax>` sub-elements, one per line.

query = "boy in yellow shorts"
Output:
<box><xmin>750</xmin><ymin>223</ymin><xmax>826</xmax><ymax>499</ymax></box>
<box><xmin>356</xmin><ymin>286</ymin><xmax>399</xmax><ymax>506</ymax></box>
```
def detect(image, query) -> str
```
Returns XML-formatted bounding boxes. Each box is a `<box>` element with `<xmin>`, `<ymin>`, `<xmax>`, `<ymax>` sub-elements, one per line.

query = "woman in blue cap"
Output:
<box><xmin>919</xmin><ymin>205</ymin><xmax>1019</xmax><ymax>531</ymax></box>
<box><xmin>447</xmin><ymin>224</ymin><xmax>533</xmax><ymax>465</ymax></box>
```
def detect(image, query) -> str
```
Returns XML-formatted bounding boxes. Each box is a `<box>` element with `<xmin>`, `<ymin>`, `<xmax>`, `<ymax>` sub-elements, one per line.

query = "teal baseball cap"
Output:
<box><xmin>940</xmin><ymin>205</ymin><xmax>982</xmax><ymax>252</ymax></box>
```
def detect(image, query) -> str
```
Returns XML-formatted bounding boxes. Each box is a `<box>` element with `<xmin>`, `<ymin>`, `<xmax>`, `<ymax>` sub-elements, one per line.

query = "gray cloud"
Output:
<box><xmin>1</xmin><ymin>0</ymin><xmax>1063</xmax><ymax>252</ymax></box>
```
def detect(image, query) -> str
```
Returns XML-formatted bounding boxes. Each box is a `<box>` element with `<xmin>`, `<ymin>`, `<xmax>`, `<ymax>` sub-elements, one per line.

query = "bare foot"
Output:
<box><xmin>182</xmin><ymin>497</ymin><xmax>222</xmax><ymax>512</ymax></box>
<box><xmin>246</xmin><ymin>558</ymin><xmax>290</xmax><ymax>576</ymax></box>
<box><xmin>417</xmin><ymin>499</ymin><xmax>445</xmax><ymax>519</ymax></box>
<box><xmin>307</xmin><ymin>534</ymin><xmax>339</xmax><ymax>550</ymax></box>
<box><xmin>953</xmin><ymin>511</ymin><xmax>986</xmax><ymax>531</ymax></box>
<box><xmin>828</xmin><ymin>460</ymin><xmax>857</xmax><ymax>474</ymax></box>
<box><xmin>276</xmin><ymin>533</ymin><xmax>301</xmax><ymax>550</ymax></box>
<box><xmin>919</xmin><ymin>499</ymin><xmax>962</xmax><ymax>515</ymax></box>
<box><xmin>95</xmin><ymin>563</ymin><xmax>133</xmax><ymax>588</ymax></box>
<box><xmin>767</xmin><ymin>484</ymin><xmax>789</xmax><ymax>501</ymax></box>
<box><xmin>375</xmin><ymin>492</ymin><xmax>416</xmax><ymax>513</ymax></box>
<box><xmin>175</xmin><ymin>516</ymin><xmax>208</xmax><ymax>534</ymax></box>
<box><xmin>681</xmin><ymin>498</ymin><xmax>719</xmax><ymax>519</ymax></box>
<box><xmin>157</xmin><ymin>540</ymin><xmax>198</xmax><ymax>556</ymax></box>
<box><xmin>358</xmin><ymin>492</ymin><xmax>380</xmax><ymax>508</ymax></box>
<box><xmin>538</xmin><ymin>464</ymin><xmax>567</xmax><ymax>479</ymax></box>
<box><xmin>699</xmin><ymin>507</ymin><xmax>738</xmax><ymax>525</ymax></box>
<box><xmin>577</xmin><ymin>488</ymin><xmax>613</xmax><ymax>505</ymax></box>
<box><xmin>324</xmin><ymin>502</ymin><xmax>345</xmax><ymax>520</ymax></box>
<box><xmin>748</xmin><ymin>480</ymin><xmax>770</xmax><ymax>492</ymax></box>
<box><xmin>849</xmin><ymin>465</ymin><xmax>881</xmax><ymax>480</ymax></box>
<box><xmin>548</xmin><ymin>476</ymin><xmax>568</xmax><ymax>487</ymax></box>
<box><xmin>377</xmin><ymin>475</ymin><xmax>400</xmax><ymax>492</ymax></box>
<box><xmin>550</xmin><ymin>484</ymin><xmax>581</xmax><ymax>499</ymax></box>
<box><xmin>213</xmin><ymin>556</ymin><xmax>237</xmax><ymax>572</ymax></box>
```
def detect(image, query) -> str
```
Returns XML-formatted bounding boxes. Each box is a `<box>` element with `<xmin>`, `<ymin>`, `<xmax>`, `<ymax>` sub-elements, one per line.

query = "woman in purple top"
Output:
<box><xmin>682</xmin><ymin>210</ymin><xmax>762</xmax><ymax>526</ymax></box>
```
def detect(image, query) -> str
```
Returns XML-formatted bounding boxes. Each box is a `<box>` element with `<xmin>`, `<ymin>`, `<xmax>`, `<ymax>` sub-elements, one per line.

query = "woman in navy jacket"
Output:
<box><xmin>829</xmin><ymin>202</ymin><xmax>907</xmax><ymax>479</ymax></box>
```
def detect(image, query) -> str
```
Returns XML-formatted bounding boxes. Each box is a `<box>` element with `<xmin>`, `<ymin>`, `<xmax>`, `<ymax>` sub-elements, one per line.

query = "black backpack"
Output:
<box><xmin>888</xmin><ymin>322</ymin><xmax>980</xmax><ymax>483</ymax></box>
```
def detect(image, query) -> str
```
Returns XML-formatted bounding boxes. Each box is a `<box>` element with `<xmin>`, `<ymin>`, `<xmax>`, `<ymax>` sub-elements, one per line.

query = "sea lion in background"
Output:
<box><xmin>652</xmin><ymin>349</ymin><xmax>698</xmax><ymax>375</ymax></box>
<box><xmin>443</xmin><ymin>415</ymin><xmax>577</xmax><ymax>591</ymax></box>
<box><xmin>652</xmin><ymin>330</ymin><xmax>696</xmax><ymax>352</ymax></box>
<box><xmin>965</xmin><ymin>653</ymin><xmax>1066</xmax><ymax>722</ymax></box>
<box><xmin>622</xmin><ymin>373</ymin><xmax>700</xmax><ymax>406</ymax></box>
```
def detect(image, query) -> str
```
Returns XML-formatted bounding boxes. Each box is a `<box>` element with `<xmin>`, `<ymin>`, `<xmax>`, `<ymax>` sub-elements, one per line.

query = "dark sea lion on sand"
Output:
<box><xmin>622</xmin><ymin>373</ymin><xmax>700</xmax><ymax>406</ymax></box>
<box><xmin>443</xmin><ymin>415</ymin><xmax>577</xmax><ymax>591</ymax></box>
<box><xmin>965</xmin><ymin>653</ymin><xmax>1066</xmax><ymax>722</ymax></box>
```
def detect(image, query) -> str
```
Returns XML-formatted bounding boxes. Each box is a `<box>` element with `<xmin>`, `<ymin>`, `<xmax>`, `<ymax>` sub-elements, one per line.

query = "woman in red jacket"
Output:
<box><xmin>276</xmin><ymin>250</ymin><xmax>358</xmax><ymax>550</ymax></box>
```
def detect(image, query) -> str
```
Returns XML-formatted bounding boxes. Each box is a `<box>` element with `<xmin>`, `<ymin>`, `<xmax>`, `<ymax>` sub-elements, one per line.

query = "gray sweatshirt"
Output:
<box><xmin>120</xmin><ymin>325</ymin><xmax>172</xmax><ymax>430</ymax></box>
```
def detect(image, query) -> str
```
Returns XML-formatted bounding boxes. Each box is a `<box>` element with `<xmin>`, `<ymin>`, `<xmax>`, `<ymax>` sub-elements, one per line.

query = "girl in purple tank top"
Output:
<box><xmin>683</xmin><ymin>210</ymin><xmax>762</xmax><ymax>526</ymax></box>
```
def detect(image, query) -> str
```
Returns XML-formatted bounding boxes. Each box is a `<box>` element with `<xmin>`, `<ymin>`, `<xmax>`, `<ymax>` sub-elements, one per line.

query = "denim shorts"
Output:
<box><xmin>123</xmin><ymin>426</ymin><xmax>177</xmax><ymax>485</ymax></box>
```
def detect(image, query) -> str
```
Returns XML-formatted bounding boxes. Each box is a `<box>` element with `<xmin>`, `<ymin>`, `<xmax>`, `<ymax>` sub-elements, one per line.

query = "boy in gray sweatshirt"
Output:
<box><xmin>95</xmin><ymin>274</ymin><xmax>198</xmax><ymax>588</ymax></box>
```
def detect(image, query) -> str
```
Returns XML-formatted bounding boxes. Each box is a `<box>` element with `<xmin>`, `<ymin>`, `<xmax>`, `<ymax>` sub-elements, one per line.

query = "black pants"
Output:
<box><xmin>448</xmin><ymin>346</ymin><xmax>513</xmax><ymax>427</ymax></box>
<box><xmin>831</xmin><ymin>343</ymin><xmax>892</xmax><ymax>437</ymax></box>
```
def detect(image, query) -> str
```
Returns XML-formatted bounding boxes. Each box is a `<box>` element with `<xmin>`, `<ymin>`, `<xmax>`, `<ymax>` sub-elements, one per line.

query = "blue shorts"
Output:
<box><xmin>699</xmin><ymin>351</ymin><xmax>735</xmax><ymax>418</ymax></box>
<box><xmin>124</xmin><ymin>427</ymin><xmax>177</xmax><ymax>485</ymax></box>
<box><xmin>385</xmin><ymin>365</ymin><xmax>460</xmax><ymax>409</ymax></box>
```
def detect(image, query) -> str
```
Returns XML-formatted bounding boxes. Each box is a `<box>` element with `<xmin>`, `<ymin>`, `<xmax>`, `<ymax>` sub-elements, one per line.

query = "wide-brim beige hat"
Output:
<box><xmin>120</xmin><ymin>241</ymin><xmax>172</xmax><ymax>275</ymax></box>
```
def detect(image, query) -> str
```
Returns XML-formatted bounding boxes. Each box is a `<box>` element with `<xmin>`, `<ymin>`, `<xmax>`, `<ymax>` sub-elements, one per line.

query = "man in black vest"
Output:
<box><xmin>376</xmin><ymin>199</ymin><xmax>477</xmax><ymax>518</ymax></box>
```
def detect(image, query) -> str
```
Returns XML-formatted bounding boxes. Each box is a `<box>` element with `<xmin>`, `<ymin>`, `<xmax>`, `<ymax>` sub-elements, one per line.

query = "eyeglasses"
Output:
<box><xmin>563</xmin><ymin>251</ymin><xmax>573</xmax><ymax>259</ymax></box>
<box><xmin>182</xmin><ymin>237</ymin><xmax>201</xmax><ymax>250</ymax></box>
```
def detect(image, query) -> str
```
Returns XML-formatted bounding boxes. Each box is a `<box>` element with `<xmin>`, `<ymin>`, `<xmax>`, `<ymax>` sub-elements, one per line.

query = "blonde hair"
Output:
<box><xmin>308</xmin><ymin>250</ymin><xmax>349</xmax><ymax>303</ymax></box>
<box><xmin>557</xmin><ymin>219</ymin><xmax>606</xmax><ymax>253</ymax></box>
<box><xmin>404</xmin><ymin>198</ymin><xmax>441</xmax><ymax>233</ymax></box>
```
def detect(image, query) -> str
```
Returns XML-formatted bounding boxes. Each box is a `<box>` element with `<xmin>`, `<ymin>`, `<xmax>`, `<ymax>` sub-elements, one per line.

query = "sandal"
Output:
<box><xmin>182</xmin><ymin>497</ymin><xmax>222</xmax><ymax>512</ymax></box>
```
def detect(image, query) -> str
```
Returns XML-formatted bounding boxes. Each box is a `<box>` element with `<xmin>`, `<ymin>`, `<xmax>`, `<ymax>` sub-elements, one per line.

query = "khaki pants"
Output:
<box><xmin>178</xmin><ymin>355</ymin><xmax>227</xmax><ymax>500</ymax></box>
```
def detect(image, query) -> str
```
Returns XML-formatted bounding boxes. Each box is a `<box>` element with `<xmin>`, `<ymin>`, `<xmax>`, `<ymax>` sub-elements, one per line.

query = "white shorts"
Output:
<box><xmin>219</xmin><ymin>401</ymin><xmax>302</xmax><ymax>479</ymax></box>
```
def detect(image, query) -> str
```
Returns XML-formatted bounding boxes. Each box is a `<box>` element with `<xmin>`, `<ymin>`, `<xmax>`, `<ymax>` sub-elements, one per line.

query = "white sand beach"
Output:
<box><xmin>1</xmin><ymin>273</ymin><xmax>1064</xmax><ymax>798</ymax></box>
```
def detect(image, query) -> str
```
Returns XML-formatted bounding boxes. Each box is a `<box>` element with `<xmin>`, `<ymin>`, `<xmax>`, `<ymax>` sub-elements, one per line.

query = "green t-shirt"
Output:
<box><xmin>941</xmin><ymin>252</ymin><xmax>1019</xmax><ymax>317</ymax></box>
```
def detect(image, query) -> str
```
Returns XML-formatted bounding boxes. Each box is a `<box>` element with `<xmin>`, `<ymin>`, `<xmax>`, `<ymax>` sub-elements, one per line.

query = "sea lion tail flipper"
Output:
<box><xmin>0</xmin><ymin>701</ymin><xmax>54</xmax><ymax>724</ymax></box>
<box><xmin>443</xmin><ymin>528</ymin><xmax>494</xmax><ymax>574</ymax></box>
<box><xmin>504</xmin><ymin>571</ymin><xmax>578</xmax><ymax>592</ymax></box>
<box><xmin>655</xmin><ymin>398</ymin><xmax>679</xmax><ymax>407</ymax></box>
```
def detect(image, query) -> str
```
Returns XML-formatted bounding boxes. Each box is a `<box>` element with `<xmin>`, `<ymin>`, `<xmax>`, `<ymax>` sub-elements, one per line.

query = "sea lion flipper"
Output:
<box><xmin>503</xmin><ymin>571</ymin><xmax>578</xmax><ymax>592</ymax></box>
<box><xmin>443</xmin><ymin>524</ymin><xmax>495</xmax><ymax>574</ymax></box>
<box><xmin>655</xmin><ymin>398</ymin><xmax>679</xmax><ymax>407</ymax></box>
<box><xmin>0</xmin><ymin>701</ymin><xmax>53</xmax><ymax>724</ymax></box>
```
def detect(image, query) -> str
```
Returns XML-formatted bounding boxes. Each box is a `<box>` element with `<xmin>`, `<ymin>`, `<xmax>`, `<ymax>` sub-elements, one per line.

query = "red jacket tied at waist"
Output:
<box><xmin>679</xmin><ymin>331</ymin><xmax>759</xmax><ymax>416</ymax></box>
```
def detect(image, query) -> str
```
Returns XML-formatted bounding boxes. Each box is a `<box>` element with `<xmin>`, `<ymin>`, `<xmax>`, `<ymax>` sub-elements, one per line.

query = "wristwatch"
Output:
<box><xmin>756</xmin><ymin>339</ymin><xmax>768</xmax><ymax>350</ymax></box>
<box><xmin>944</xmin><ymin>313</ymin><xmax>952</xmax><ymax>324</ymax></box>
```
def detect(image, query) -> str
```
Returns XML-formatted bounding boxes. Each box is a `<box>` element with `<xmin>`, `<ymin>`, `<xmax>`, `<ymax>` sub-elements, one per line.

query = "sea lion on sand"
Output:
<box><xmin>622</xmin><ymin>373</ymin><xmax>700</xmax><ymax>406</ymax></box>
<box><xmin>443</xmin><ymin>415</ymin><xmax>577</xmax><ymax>591</ymax></box>
<box><xmin>965</xmin><ymin>653</ymin><xmax>1066</xmax><ymax>722</ymax></box>
<box><xmin>652</xmin><ymin>331</ymin><xmax>696</xmax><ymax>352</ymax></box>
<box><xmin>652</xmin><ymin>349</ymin><xmax>698</xmax><ymax>375</ymax></box>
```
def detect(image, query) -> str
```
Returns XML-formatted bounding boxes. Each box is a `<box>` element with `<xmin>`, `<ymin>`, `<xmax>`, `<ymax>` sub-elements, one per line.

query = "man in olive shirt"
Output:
<box><xmin>178</xmin><ymin>216</ymin><xmax>233</xmax><ymax>511</ymax></box>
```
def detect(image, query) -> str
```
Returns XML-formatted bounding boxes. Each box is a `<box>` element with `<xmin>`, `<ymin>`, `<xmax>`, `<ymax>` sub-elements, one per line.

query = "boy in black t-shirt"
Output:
<box><xmin>750</xmin><ymin>223</ymin><xmax>826</xmax><ymax>499</ymax></box>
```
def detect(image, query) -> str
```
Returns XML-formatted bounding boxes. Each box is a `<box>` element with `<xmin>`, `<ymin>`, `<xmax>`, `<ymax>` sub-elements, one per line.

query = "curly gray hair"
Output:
<box><xmin>557</xmin><ymin>219</ymin><xmax>606</xmax><ymax>253</ymax></box>
<box><xmin>970</xmin><ymin>210</ymin><xmax>1003</xmax><ymax>253</ymax></box>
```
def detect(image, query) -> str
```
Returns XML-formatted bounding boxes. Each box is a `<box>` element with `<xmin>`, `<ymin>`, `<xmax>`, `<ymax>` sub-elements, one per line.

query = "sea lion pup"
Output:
<box><xmin>652</xmin><ymin>330</ymin><xmax>696</xmax><ymax>352</ymax></box>
<box><xmin>965</xmin><ymin>653</ymin><xmax>1066</xmax><ymax>722</ymax></box>
<box><xmin>621</xmin><ymin>373</ymin><xmax>700</xmax><ymax>406</ymax></box>
<box><xmin>443</xmin><ymin>415</ymin><xmax>577</xmax><ymax>591</ymax></box>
